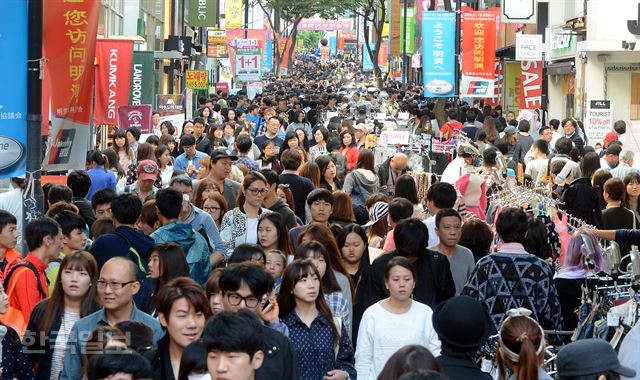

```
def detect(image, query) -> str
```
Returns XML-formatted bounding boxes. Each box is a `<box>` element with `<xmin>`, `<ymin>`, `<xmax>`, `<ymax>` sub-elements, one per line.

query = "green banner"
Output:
<box><xmin>130</xmin><ymin>51</ymin><xmax>155</xmax><ymax>106</ymax></box>
<box><xmin>400</xmin><ymin>8</ymin><xmax>415</xmax><ymax>54</ymax></box>
<box><xmin>189</xmin><ymin>0</ymin><xmax>217</xmax><ymax>27</ymax></box>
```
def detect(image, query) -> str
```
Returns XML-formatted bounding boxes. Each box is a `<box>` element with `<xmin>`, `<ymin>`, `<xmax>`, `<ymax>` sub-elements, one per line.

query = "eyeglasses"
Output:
<box><xmin>225</xmin><ymin>293</ymin><xmax>260</xmax><ymax>308</ymax></box>
<box><xmin>247</xmin><ymin>188</ymin><xmax>268</xmax><ymax>196</ymax></box>
<box><xmin>97</xmin><ymin>280</ymin><xmax>136</xmax><ymax>290</ymax></box>
<box><xmin>203</xmin><ymin>206</ymin><xmax>221</xmax><ymax>212</ymax></box>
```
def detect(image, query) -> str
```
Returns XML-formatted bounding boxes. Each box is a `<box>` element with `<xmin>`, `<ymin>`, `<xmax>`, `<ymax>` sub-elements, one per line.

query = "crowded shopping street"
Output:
<box><xmin>1</xmin><ymin>0</ymin><xmax>640</xmax><ymax>379</ymax></box>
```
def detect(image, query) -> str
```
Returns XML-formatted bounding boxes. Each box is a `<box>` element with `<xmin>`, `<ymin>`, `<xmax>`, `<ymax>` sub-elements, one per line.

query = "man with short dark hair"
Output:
<box><xmin>289</xmin><ymin>189</ymin><xmax>334</xmax><ymax>247</ymax></box>
<box><xmin>279</xmin><ymin>149</ymin><xmax>315</xmax><ymax>222</ymax></box>
<box><xmin>259</xmin><ymin>169</ymin><xmax>296</xmax><ymax>230</ymax></box>
<box><xmin>47</xmin><ymin>184</ymin><xmax>73</xmax><ymax>207</ymax></box>
<box><xmin>382</xmin><ymin>197</ymin><xmax>415</xmax><ymax>252</ymax></box>
<box><xmin>206</xmin><ymin>149</ymin><xmax>242</xmax><ymax>209</ymax></box>
<box><xmin>235</xmin><ymin>135</ymin><xmax>260</xmax><ymax>171</ymax></box>
<box><xmin>0</xmin><ymin>210</ymin><xmax>20</xmax><ymax>279</ymax></box>
<box><xmin>216</xmin><ymin>263</ymin><xmax>299</xmax><ymax>380</ymax></box>
<box><xmin>423</xmin><ymin>182</ymin><xmax>458</xmax><ymax>247</ymax></box>
<box><xmin>193</xmin><ymin>116</ymin><xmax>211</xmax><ymax>155</ymax></box>
<box><xmin>600</xmin><ymin>143</ymin><xmax>622</xmax><ymax>170</ymax></box>
<box><xmin>91</xmin><ymin>188</ymin><xmax>116</xmax><ymax>219</ymax></box>
<box><xmin>60</xmin><ymin>257</ymin><xmax>163</xmax><ymax>380</ymax></box>
<box><xmin>151</xmin><ymin>188</ymin><xmax>212</xmax><ymax>285</ymax></box>
<box><xmin>253</xmin><ymin>116</ymin><xmax>284</xmax><ymax>154</ymax></box>
<box><xmin>174</xmin><ymin>133</ymin><xmax>208</xmax><ymax>179</ymax></box>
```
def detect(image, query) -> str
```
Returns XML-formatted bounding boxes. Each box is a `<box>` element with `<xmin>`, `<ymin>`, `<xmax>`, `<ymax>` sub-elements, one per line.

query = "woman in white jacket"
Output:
<box><xmin>355</xmin><ymin>256</ymin><xmax>441</xmax><ymax>380</ymax></box>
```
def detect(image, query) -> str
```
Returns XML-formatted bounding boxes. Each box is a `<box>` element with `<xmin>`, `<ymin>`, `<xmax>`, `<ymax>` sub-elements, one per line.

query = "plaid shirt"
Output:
<box><xmin>324</xmin><ymin>291</ymin><xmax>351</xmax><ymax>340</ymax></box>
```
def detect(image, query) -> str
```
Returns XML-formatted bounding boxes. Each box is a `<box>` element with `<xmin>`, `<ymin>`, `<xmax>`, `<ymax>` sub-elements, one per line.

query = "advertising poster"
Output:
<box><xmin>400</xmin><ymin>8</ymin><xmax>416</xmax><ymax>54</ymax></box>
<box><xmin>585</xmin><ymin>100</ymin><xmax>612</xmax><ymax>145</ymax></box>
<box><xmin>186</xmin><ymin>70</ymin><xmax>209</xmax><ymax>90</ymax></box>
<box><xmin>262</xmin><ymin>38</ymin><xmax>274</xmax><ymax>74</ymax></box>
<box><xmin>421</xmin><ymin>11</ymin><xmax>456</xmax><ymax>97</ymax></box>
<box><xmin>207</xmin><ymin>30</ymin><xmax>228</xmax><ymax>58</ymax></box>
<box><xmin>235</xmin><ymin>46</ymin><xmax>262</xmax><ymax>82</ymax></box>
<box><xmin>42</xmin><ymin>117</ymin><xmax>89</xmax><ymax>171</ymax></box>
<box><xmin>225</xmin><ymin>0</ymin><xmax>243</xmax><ymax>28</ymax></box>
<box><xmin>118</xmin><ymin>105</ymin><xmax>152</xmax><ymax>134</ymax></box>
<box><xmin>156</xmin><ymin>95</ymin><xmax>185</xmax><ymax>132</ymax></box>
<box><xmin>130</xmin><ymin>51</ymin><xmax>155</xmax><ymax>106</ymax></box>
<box><xmin>94</xmin><ymin>39</ymin><xmax>133</xmax><ymax>125</ymax></box>
<box><xmin>0</xmin><ymin>0</ymin><xmax>27</xmax><ymax>177</ymax></box>
<box><xmin>504</xmin><ymin>62</ymin><xmax>522</xmax><ymax>114</ymax></box>
<box><xmin>363</xmin><ymin>44</ymin><xmax>375</xmax><ymax>72</ymax></box>
<box><xmin>43</xmin><ymin>0</ymin><xmax>100</xmax><ymax>124</ymax></box>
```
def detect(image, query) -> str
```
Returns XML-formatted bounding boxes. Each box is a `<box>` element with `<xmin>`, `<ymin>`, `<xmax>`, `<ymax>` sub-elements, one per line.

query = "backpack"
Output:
<box><xmin>1</xmin><ymin>261</ymin><xmax>47</xmax><ymax>338</ymax></box>
<box><xmin>112</xmin><ymin>230</ymin><xmax>148</xmax><ymax>276</ymax></box>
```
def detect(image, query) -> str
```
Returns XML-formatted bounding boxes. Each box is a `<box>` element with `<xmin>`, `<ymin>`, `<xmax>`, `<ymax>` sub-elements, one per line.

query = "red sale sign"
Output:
<box><xmin>519</xmin><ymin>60</ymin><xmax>542</xmax><ymax>110</ymax></box>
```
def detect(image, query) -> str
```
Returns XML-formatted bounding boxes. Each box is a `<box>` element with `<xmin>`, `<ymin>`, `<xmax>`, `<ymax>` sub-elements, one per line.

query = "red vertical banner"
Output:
<box><xmin>485</xmin><ymin>59</ymin><xmax>504</xmax><ymax>106</ymax></box>
<box><xmin>94</xmin><ymin>39</ymin><xmax>134</xmax><ymax>125</ymax></box>
<box><xmin>43</xmin><ymin>0</ymin><xmax>100</xmax><ymax>124</ymax></box>
<box><xmin>519</xmin><ymin>61</ymin><xmax>543</xmax><ymax>110</ymax></box>
<box><xmin>461</xmin><ymin>7</ymin><xmax>498</xmax><ymax>79</ymax></box>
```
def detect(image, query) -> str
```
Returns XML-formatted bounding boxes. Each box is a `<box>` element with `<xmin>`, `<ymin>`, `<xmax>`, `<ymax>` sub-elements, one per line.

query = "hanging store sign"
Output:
<box><xmin>130</xmin><ymin>51</ymin><xmax>155</xmax><ymax>106</ymax></box>
<box><xmin>298</xmin><ymin>18</ymin><xmax>354</xmax><ymax>31</ymax></box>
<box><xmin>519</xmin><ymin>60</ymin><xmax>543</xmax><ymax>109</ymax></box>
<box><xmin>461</xmin><ymin>7</ymin><xmax>498</xmax><ymax>79</ymax></box>
<box><xmin>189</xmin><ymin>0</ymin><xmax>217</xmax><ymax>27</ymax></box>
<box><xmin>94</xmin><ymin>39</ymin><xmax>133</xmax><ymax>125</ymax></box>
<box><xmin>515</xmin><ymin>34</ymin><xmax>543</xmax><ymax>61</ymax></box>
<box><xmin>118</xmin><ymin>105</ymin><xmax>152</xmax><ymax>134</ymax></box>
<box><xmin>422</xmin><ymin>11</ymin><xmax>456</xmax><ymax>97</ymax></box>
<box><xmin>207</xmin><ymin>29</ymin><xmax>228</xmax><ymax>58</ymax></box>
<box><xmin>502</xmin><ymin>0</ymin><xmax>537</xmax><ymax>24</ymax></box>
<box><xmin>186</xmin><ymin>70</ymin><xmax>209</xmax><ymax>90</ymax></box>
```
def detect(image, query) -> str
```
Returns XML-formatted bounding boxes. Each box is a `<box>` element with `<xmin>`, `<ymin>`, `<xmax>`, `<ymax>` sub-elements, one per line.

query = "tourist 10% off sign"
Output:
<box><xmin>235</xmin><ymin>48</ymin><xmax>262</xmax><ymax>82</ymax></box>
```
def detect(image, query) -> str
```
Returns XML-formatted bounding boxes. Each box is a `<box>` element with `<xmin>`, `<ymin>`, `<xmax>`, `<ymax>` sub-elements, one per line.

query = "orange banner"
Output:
<box><xmin>461</xmin><ymin>7</ymin><xmax>499</xmax><ymax>79</ymax></box>
<box><xmin>43</xmin><ymin>0</ymin><xmax>100</xmax><ymax>124</ymax></box>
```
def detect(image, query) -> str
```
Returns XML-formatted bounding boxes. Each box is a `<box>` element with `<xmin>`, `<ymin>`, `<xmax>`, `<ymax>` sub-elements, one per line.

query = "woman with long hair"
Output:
<box><xmin>497</xmin><ymin>308</ymin><xmax>550</xmax><ymax>380</ymax></box>
<box><xmin>258</xmin><ymin>213</ymin><xmax>294</xmax><ymax>257</ymax></box>
<box><xmin>337</xmin><ymin>224</ymin><xmax>371</xmax><ymax>345</ymax></box>
<box><xmin>395</xmin><ymin>174</ymin><xmax>425</xmax><ymax>220</ymax></box>
<box><xmin>277</xmin><ymin>259</ymin><xmax>356</xmax><ymax>380</ymax></box>
<box><xmin>365</xmin><ymin>200</ymin><xmax>389</xmax><ymax>249</ymax></box>
<box><xmin>160</xmin><ymin>120</ymin><xmax>176</xmax><ymax>137</ymax></box>
<box><xmin>102</xmin><ymin>148</ymin><xmax>126</xmax><ymax>184</ymax></box>
<box><xmin>330</xmin><ymin>191</ymin><xmax>356</xmax><ymax>226</ymax></box>
<box><xmin>198</xmin><ymin>106</ymin><xmax>214</xmax><ymax>126</ymax></box>
<box><xmin>26</xmin><ymin>251</ymin><xmax>99</xmax><ymax>380</ymax></box>
<box><xmin>355</xmin><ymin>257</ymin><xmax>441</xmax><ymax>380</ymax></box>
<box><xmin>295</xmin><ymin>241</ymin><xmax>352</xmax><ymax>340</ymax></box>
<box><xmin>220</xmin><ymin>171</ymin><xmax>272</xmax><ymax>257</ymax></box>
<box><xmin>316</xmin><ymin>155</ymin><xmax>342</xmax><ymax>192</ymax></box>
<box><xmin>147</xmin><ymin>243</ymin><xmax>190</xmax><ymax>314</ymax></box>
<box><xmin>309</xmin><ymin>127</ymin><xmax>329</xmax><ymax>162</ymax></box>
<box><xmin>256</xmin><ymin>140</ymin><xmax>282</xmax><ymax>173</ymax></box>
<box><xmin>343</xmin><ymin>150</ymin><xmax>380</xmax><ymax>209</ymax></box>
<box><xmin>299</xmin><ymin>161</ymin><xmax>321</xmax><ymax>188</ymax></box>
<box><xmin>155</xmin><ymin>144</ymin><xmax>174</xmax><ymax>188</ymax></box>
<box><xmin>339</xmin><ymin>130</ymin><xmax>360</xmax><ymax>172</ymax></box>
<box><xmin>222</xmin><ymin>108</ymin><xmax>237</xmax><ymax>123</ymax></box>
<box><xmin>203</xmin><ymin>192</ymin><xmax>228</xmax><ymax>231</ymax></box>
<box><xmin>287</xmin><ymin>110</ymin><xmax>313</xmax><ymax>141</ymax></box>
<box><xmin>192</xmin><ymin>178</ymin><xmax>221</xmax><ymax>208</ymax></box>
<box><xmin>625</xmin><ymin>171</ymin><xmax>640</xmax><ymax>221</ymax></box>
<box><xmin>561</xmin><ymin>151</ymin><xmax>603</xmax><ymax>228</ymax></box>
<box><xmin>159</xmin><ymin>133</ymin><xmax>178</xmax><ymax>158</ymax></box>
<box><xmin>296</xmin><ymin>128</ymin><xmax>311</xmax><ymax>152</ymax></box>
<box><xmin>112</xmin><ymin>128</ymin><xmax>136</xmax><ymax>170</ymax></box>
<box><xmin>283</xmin><ymin>131</ymin><xmax>300</xmax><ymax>153</ymax></box>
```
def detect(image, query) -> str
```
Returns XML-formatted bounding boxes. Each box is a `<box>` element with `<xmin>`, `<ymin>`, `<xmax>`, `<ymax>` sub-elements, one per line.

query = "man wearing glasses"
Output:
<box><xmin>218</xmin><ymin>263</ymin><xmax>299</xmax><ymax>380</ymax></box>
<box><xmin>60</xmin><ymin>257</ymin><xmax>163</xmax><ymax>380</ymax></box>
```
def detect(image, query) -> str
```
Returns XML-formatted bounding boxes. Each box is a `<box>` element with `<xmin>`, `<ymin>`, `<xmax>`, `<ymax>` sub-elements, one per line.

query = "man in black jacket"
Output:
<box><xmin>218</xmin><ymin>263</ymin><xmax>299</xmax><ymax>380</ymax></box>
<box><xmin>278</xmin><ymin>149</ymin><xmax>314</xmax><ymax>222</ymax></box>
<box><xmin>434</xmin><ymin>296</ymin><xmax>492</xmax><ymax>380</ymax></box>
<box><xmin>260</xmin><ymin>169</ymin><xmax>297</xmax><ymax>230</ymax></box>
<box><xmin>362</xmin><ymin>218</ymin><xmax>455</xmax><ymax>310</ymax></box>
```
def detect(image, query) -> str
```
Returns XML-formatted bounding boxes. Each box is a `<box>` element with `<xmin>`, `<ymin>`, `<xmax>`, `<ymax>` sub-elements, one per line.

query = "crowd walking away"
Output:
<box><xmin>2</xmin><ymin>59</ymin><xmax>640</xmax><ymax>380</ymax></box>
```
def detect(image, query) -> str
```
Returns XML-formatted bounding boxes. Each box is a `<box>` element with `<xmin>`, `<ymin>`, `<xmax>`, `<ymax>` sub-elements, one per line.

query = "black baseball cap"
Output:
<box><xmin>556</xmin><ymin>339</ymin><xmax>635</xmax><ymax>378</ymax></box>
<box><xmin>210</xmin><ymin>149</ymin><xmax>238</xmax><ymax>162</ymax></box>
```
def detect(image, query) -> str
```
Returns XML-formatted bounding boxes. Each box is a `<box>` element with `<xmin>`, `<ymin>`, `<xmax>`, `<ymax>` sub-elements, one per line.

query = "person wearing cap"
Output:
<box><xmin>434</xmin><ymin>296</ymin><xmax>492</xmax><ymax>380</ymax></box>
<box><xmin>600</xmin><ymin>143</ymin><xmax>622</xmax><ymax>171</ymax></box>
<box><xmin>125</xmin><ymin>160</ymin><xmax>159</xmax><ymax>201</ymax></box>
<box><xmin>174</xmin><ymin>134</ymin><xmax>208</xmax><ymax>179</ymax></box>
<box><xmin>500</xmin><ymin>125</ymin><xmax>519</xmax><ymax>156</ymax></box>
<box><xmin>353</xmin><ymin>124</ymin><xmax>367</xmax><ymax>150</ymax></box>
<box><xmin>556</xmin><ymin>338</ymin><xmax>636</xmax><ymax>380</ymax></box>
<box><xmin>204</xmin><ymin>149</ymin><xmax>242</xmax><ymax>209</ymax></box>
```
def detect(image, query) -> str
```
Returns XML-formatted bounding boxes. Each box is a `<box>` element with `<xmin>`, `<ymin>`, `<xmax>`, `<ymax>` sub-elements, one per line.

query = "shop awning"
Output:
<box><xmin>547</xmin><ymin>61</ymin><xmax>574</xmax><ymax>75</ymax></box>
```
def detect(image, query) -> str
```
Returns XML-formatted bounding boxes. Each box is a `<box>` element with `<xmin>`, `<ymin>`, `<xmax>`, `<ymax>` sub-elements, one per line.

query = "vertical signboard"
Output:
<box><xmin>130</xmin><ymin>51</ymin><xmax>155</xmax><ymax>106</ymax></box>
<box><xmin>0</xmin><ymin>0</ymin><xmax>27</xmax><ymax>177</ymax></box>
<box><xmin>225</xmin><ymin>0</ymin><xmax>243</xmax><ymax>28</ymax></box>
<box><xmin>207</xmin><ymin>29</ymin><xmax>228</xmax><ymax>58</ymax></box>
<box><xmin>585</xmin><ymin>100</ymin><xmax>612</xmax><ymax>145</ymax></box>
<box><xmin>43</xmin><ymin>0</ymin><xmax>100</xmax><ymax>124</ymax></box>
<box><xmin>400</xmin><ymin>8</ymin><xmax>416</xmax><ymax>54</ymax></box>
<box><xmin>189</xmin><ymin>0</ymin><xmax>217</xmax><ymax>27</ymax></box>
<box><xmin>422</xmin><ymin>11</ymin><xmax>456</xmax><ymax>97</ymax></box>
<box><xmin>460</xmin><ymin>7</ymin><xmax>498</xmax><ymax>97</ymax></box>
<box><xmin>363</xmin><ymin>44</ymin><xmax>375</xmax><ymax>72</ymax></box>
<box><xmin>94</xmin><ymin>39</ymin><xmax>134</xmax><ymax>125</ymax></box>
<box><xmin>519</xmin><ymin>60</ymin><xmax>543</xmax><ymax>110</ymax></box>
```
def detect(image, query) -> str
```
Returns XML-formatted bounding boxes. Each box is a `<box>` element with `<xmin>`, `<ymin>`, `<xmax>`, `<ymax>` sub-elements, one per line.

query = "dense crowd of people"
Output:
<box><xmin>0</xmin><ymin>61</ymin><xmax>638</xmax><ymax>380</ymax></box>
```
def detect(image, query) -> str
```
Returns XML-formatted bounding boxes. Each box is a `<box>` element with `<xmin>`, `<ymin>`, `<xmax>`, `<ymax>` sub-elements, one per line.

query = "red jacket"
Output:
<box><xmin>6</xmin><ymin>253</ymin><xmax>49</xmax><ymax>323</ymax></box>
<box><xmin>340</xmin><ymin>146</ymin><xmax>360</xmax><ymax>172</ymax></box>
